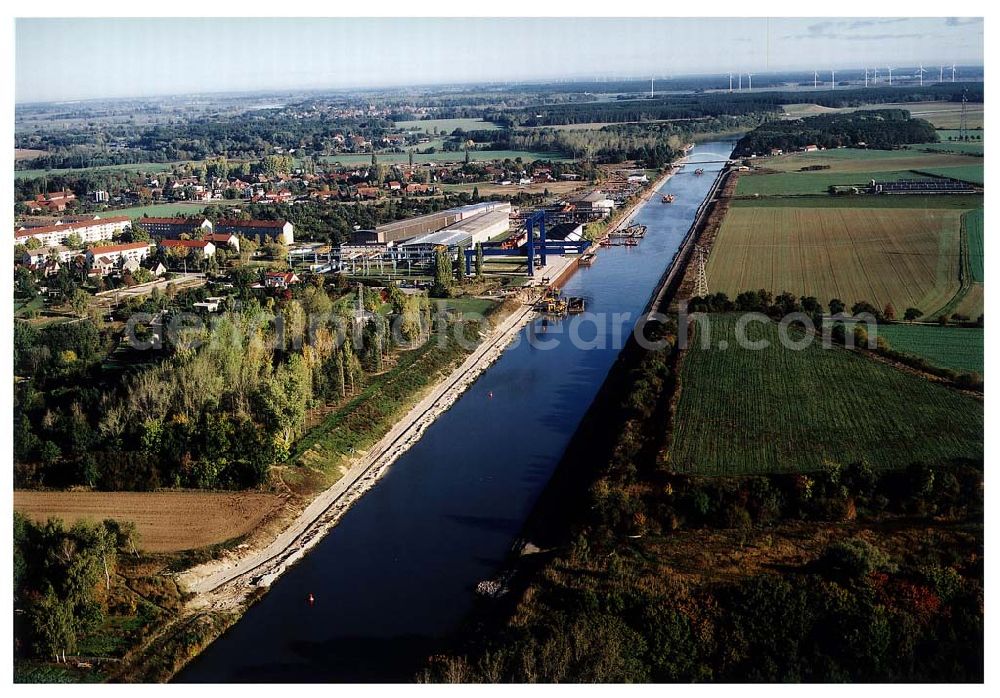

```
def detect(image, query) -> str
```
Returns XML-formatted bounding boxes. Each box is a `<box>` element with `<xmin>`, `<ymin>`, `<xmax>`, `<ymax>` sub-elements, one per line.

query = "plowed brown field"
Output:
<box><xmin>14</xmin><ymin>491</ymin><xmax>284</xmax><ymax>553</ymax></box>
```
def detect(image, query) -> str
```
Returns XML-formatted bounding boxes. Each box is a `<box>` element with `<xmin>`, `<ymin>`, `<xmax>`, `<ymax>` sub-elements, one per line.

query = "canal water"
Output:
<box><xmin>177</xmin><ymin>140</ymin><xmax>736</xmax><ymax>683</ymax></box>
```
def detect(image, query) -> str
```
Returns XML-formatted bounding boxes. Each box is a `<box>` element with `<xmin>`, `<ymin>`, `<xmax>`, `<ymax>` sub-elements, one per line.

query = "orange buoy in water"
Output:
<box><xmin>307</xmin><ymin>593</ymin><xmax>315</xmax><ymax>605</ymax></box>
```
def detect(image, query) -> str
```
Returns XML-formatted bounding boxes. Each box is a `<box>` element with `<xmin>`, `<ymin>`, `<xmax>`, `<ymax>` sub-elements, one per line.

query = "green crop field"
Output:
<box><xmin>736</xmin><ymin>169</ymin><xmax>927</xmax><ymax>196</ymax></box>
<box><xmin>761</xmin><ymin>149</ymin><xmax>974</xmax><ymax>173</ymax></box>
<box><xmin>877</xmin><ymin>324</ymin><xmax>984</xmax><ymax>374</ymax></box>
<box><xmin>112</xmin><ymin>202</ymin><xmax>218</xmax><ymax>219</ymax></box>
<box><xmin>730</xmin><ymin>194</ymin><xmax>984</xmax><ymax>209</ymax></box>
<box><xmin>14</xmin><ymin>161</ymin><xmax>186</xmax><ymax>180</ymax></box>
<box><xmin>913</xmin><ymin>164</ymin><xmax>984</xmax><ymax>185</ymax></box>
<box><xmin>668</xmin><ymin>314</ymin><xmax>983</xmax><ymax>475</ymax></box>
<box><xmin>394</xmin><ymin>118</ymin><xmax>500</xmax><ymax>133</ymax></box>
<box><xmin>706</xmin><ymin>205</ymin><xmax>968</xmax><ymax>318</ymax></box>
<box><xmin>919</xmin><ymin>141</ymin><xmax>984</xmax><ymax>155</ymax></box>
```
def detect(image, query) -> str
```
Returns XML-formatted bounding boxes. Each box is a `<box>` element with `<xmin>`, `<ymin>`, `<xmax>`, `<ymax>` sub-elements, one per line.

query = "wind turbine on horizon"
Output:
<box><xmin>864</xmin><ymin>68</ymin><xmax>869</xmax><ymax>88</ymax></box>
<box><xmin>830</xmin><ymin>70</ymin><xmax>836</xmax><ymax>89</ymax></box>
<box><xmin>729</xmin><ymin>72</ymin><xmax>733</xmax><ymax>93</ymax></box>
<box><xmin>873</xmin><ymin>66</ymin><xmax>878</xmax><ymax>85</ymax></box>
<box><xmin>813</xmin><ymin>70</ymin><xmax>819</xmax><ymax>88</ymax></box>
<box><xmin>939</xmin><ymin>66</ymin><xmax>944</xmax><ymax>82</ymax></box>
<box><xmin>952</xmin><ymin>63</ymin><xmax>957</xmax><ymax>82</ymax></box>
<box><xmin>917</xmin><ymin>64</ymin><xmax>926</xmax><ymax>87</ymax></box>
<box><xmin>887</xmin><ymin>66</ymin><xmax>894</xmax><ymax>86</ymax></box>
<box><xmin>747</xmin><ymin>73</ymin><xmax>752</xmax><ymax>91</ymax></box>
<box><xmin>738</xmin><ymin>73</ymin><xmax>742</xmax><ymax>91</ymax></box>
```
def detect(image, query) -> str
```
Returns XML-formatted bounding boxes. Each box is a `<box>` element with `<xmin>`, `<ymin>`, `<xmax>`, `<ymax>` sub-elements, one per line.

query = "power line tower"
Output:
<box><xmin>693</xmin><ymin>244</ymin><xmax>710</xmax><ymax>298</ymax></box>
<box><xmin>959</xmin><ymin>88</ymin><xmax>969</xmax><ymax>141</ymax></box>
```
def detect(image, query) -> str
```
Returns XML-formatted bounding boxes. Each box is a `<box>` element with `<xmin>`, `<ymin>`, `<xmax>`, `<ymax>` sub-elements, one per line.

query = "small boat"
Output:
<box><xmin>694</xmin><ymin>168</ymin><xmax>705</xmax><ymax>176</ymax></box>
<box><xmin>661</xmin><ymin>194</ymin><xmax>675</xmax><ymax>203</ymax></box>
<box><xmin>579</xmin><ymin>253</ymin><xmax>597</xmax><ymax>267</ymax></box>
<box><xmin>567</xmin><ymin>297</ymin><xmax>586</xmax><ymax>313</ymax></box>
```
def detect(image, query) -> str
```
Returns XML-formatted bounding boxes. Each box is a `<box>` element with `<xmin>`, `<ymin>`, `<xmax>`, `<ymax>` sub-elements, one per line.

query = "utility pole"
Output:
<box><xmin>693</xmin><ymin>245</ymin><xmax>709</xmax><ymax>298</ymax></box>
<box><xmin>959</xmin><ymin>88</ymin><xmax>969</xmax><ymax>141</ymax></box>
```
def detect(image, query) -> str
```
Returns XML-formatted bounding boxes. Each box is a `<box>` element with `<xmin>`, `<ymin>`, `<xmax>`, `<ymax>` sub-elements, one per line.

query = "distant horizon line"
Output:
<box><xmin>15</xmin><ymin>66</ymin><xmax>985</xmax><ymax>107</ymax></box>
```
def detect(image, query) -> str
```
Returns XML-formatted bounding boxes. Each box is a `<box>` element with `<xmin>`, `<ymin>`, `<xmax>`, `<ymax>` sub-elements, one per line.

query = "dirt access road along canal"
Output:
<box><xmin>176</xmin><ymin>140</ymin><xmax>736</xmax><ymax>683</ymax></box>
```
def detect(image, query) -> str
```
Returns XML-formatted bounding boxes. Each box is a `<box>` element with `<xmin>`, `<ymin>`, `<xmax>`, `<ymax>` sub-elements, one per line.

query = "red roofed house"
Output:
<box><xmin>25</xmin><ymin>190</ymin><xmax>77</xmax><ymax>213</ymax></box>
<box><xmin>264</xmin><ymin>271</ymin><xmax>300</xmax><ymax>289</ymax></box>
<box><xmin>203</xmin><ymin>233</ymin><xmax>240</xmax><ymax>252</ymax></box>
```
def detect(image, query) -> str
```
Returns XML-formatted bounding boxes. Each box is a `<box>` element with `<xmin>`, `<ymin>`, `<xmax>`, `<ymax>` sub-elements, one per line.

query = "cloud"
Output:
<box><xmin>945</xmin><ymin>18</ymin><xmax>983</xmax><ymax>27</ymax></box>
<box><xmin>783</xmin><ymin>19</ymin><xmax>925</xmax><ymax>41</ymax></box>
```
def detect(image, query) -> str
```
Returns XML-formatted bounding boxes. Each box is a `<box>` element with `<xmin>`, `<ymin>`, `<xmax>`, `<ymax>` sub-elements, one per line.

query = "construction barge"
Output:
<box><xmin>600</xmin><ymin>222</ymin><xmax>647</xmax><ymax>247</ymax></box>
<box><xmin>534</xmin><ymin>288</ymin><xmax>586</xmax><ymax>316</ymax></box>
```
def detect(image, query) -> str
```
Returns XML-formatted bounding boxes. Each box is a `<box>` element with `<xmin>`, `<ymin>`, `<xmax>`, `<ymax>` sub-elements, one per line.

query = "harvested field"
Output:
<box><xmin>15</xmin><ymin>148</ymin><xmax>48</xmax><ymax>161</ymax></box>
<box><xmin>669</xmin><ymin>314</ymin><xmax>983</xmax><ymax>475</ymax></box>
<box><xmin>781</xmin><ymin>101</ymin><xmax>984</xmax><ymax>129</ymax></box>
<box><xmin>13</xmin><ymin>491</ymin><xmax>284</xmax><ymax>553</ymax></box>
<box><xmin>886</xmin><ymin>101</ymin><xmax>984</xmax><ymax>129</ymax></box>
<box><xmin>705</xmin><ymin>206</ymin><xmax>965</xmax><ymax>317</ymax></box>
<box><xmin>955</xmin><ymin>282</ymin><xmax>984</xmax><ymax>319</ymax></box>
<box><xmin>877</xmin><ymin>324</ymin><xmax>983</xmax><ymax>374</ymax></box>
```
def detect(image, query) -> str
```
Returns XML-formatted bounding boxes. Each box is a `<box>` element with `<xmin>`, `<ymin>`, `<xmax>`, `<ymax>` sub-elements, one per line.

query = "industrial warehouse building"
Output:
<box><xmin>545</xmin><ymin>222</ymin><xmax>585</xmax><ymax>241</ymax></box>
<box><xmin>393</xmin><ymin>208</ymin><xmax>511</xmax><ymax>263</ymax></box>
<box><xmin>361</xmin><ymin>201</ymin><xmax>511</xmax><ymax>245</ymax></box>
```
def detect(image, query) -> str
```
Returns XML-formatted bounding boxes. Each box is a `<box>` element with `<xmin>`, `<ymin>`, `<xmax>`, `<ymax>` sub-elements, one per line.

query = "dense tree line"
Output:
<box><xmin>16</xmin><ymin>110</ymin><xmax>394</xmax><ymax>170</ymax></box>
<box><xmin>14</xmin><ymin>514</ymin><xmax>140</xmax><ymax>662</ymax></box>
<box><xmin>735</xmin><ymin>109</ymin><xmax>938</xmax><ymax>155</ymax></box>
<box><xmin>13</xmin><ymin>277</ymin><xmax>434</xmax><ymax>491</ymax></box>
<box><xmin>503</xmin><ymin>118</ymin><xmax>753</xmax><ymax>166</ymax></box>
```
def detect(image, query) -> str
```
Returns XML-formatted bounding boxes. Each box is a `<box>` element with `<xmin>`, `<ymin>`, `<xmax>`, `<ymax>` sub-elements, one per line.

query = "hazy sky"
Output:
<box><xmin>16</xmin><ymin>17</ymin><xmax>984</xmax><ymax>103</ymax></box>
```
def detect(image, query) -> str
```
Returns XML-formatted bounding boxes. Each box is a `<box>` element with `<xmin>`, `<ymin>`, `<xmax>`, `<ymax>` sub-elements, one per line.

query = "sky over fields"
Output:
<box><xmin>16</xmin><ymin>17</ymin><xmax>984</xmax><ymax>102</ymax></box>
